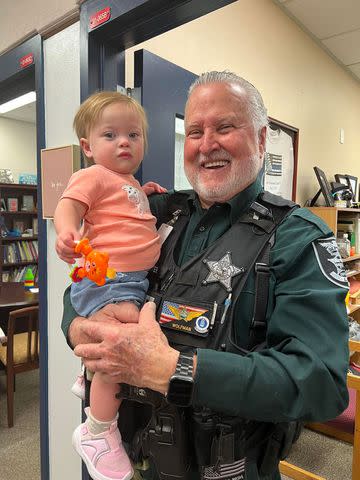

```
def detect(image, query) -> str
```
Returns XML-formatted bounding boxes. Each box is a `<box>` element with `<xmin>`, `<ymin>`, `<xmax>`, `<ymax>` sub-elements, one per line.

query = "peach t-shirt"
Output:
<box><xmin>60</xmin><ymin>164</ymin><xmax>160</xmax><ymax>272</ymax></box>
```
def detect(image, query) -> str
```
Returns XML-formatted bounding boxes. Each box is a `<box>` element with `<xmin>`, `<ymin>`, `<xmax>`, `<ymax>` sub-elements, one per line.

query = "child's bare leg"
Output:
<box><xmin>111</xmin><ymin>300</ymin><xmax>140</xmax><ymax>324</ymax></box>
<box><xmin>90</xmin><ymin>372</ymin><xmax>121</xmax><ymax>422</ymax></box>
<box><xmin>89</xmin><ymin>301</ymin><xmax>139</xmax><ymax>423</ymax></box>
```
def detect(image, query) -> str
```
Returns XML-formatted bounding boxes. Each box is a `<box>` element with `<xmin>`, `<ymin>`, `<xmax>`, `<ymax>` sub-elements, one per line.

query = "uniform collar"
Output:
<box><xmin>188</xmin><ymin>177</ymin><xmax>263</xmax><ymax>224</ymax></box>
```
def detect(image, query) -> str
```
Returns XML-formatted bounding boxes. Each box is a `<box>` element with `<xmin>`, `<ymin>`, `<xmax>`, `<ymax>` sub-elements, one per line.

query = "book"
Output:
<box><xmin>18</xmin><ymin>242</ymin><xmax>26</xmax><ymax>261</ymax></box>
<box><xmin>22</xmin><ymin>241</ymin><xmax>32</xmax><ymax>260</ymax></box>
<box><xmin>22</xmin><ymin>194</ymin><xmax>35</xmax><ymax>211</ymax></box>
<box><xmin>28</xmin><ymin>242</ymin><xmax>37</xmax><ymax>260</ymax></box>
<box><xmin>7</xmin><ymin>197</ymin><xmax>18</xmax><ymax>212</ymax></box>
<box><xmin>32</xmin><ymin>217</ymin><xmax>38</xmax><ymax>235</ymax></box>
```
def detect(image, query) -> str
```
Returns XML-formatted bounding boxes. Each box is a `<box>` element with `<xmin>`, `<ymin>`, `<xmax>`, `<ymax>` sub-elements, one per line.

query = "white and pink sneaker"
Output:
<box><xmin>71</xmin><ymin>373</ymin><xmax>85</xmax><ymax>400</ymax></box>
<box><xmin>72</xmin><ymin>409</ymin><xmax>134</xmax><ymax>480</ymax></box>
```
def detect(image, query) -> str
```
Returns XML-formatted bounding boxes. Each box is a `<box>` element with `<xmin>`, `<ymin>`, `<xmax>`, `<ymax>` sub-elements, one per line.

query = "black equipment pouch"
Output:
<box><xmin>118</xmin><ymin>385</ymin><xmax>192</xmax><ymax>480</ymax></box>
<box><xmin>146</xmin><ymin>402</ymin><xmax>192</xmax><ymax>480</ymax></box>
<box><xmin>256</xmin><ymin>421</ymin><xmax>302</xmax><ymax>477</ymax></box>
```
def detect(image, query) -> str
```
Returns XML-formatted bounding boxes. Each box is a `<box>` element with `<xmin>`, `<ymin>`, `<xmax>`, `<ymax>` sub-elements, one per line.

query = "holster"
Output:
<box><xmin>118</xmin><ymin>384</ymin><xmax>193</xmax><ymax>480</ymax></box>
<box><xmin>192</xmin><ymin>408</ymin><xmax>245</xmax><ymax>468</ymax></box>
<box><xmin>145</xmin><ymin>402</ymin><xmax>192</xmax><ymax>480</ymax></box>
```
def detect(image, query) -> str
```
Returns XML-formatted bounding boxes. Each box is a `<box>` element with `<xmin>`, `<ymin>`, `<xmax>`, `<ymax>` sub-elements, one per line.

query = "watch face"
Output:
<box><xmin>167</xmin><ymin>376</ymin><xmax>194</xmax><ymax>407</ymax></box>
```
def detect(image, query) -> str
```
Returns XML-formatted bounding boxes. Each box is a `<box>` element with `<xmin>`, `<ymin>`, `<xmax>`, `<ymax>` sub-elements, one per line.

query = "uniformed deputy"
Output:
<box><xmin>61</xmin><ymin>71</ymin><xmax>349</xmax><ymax>480</ymax></box>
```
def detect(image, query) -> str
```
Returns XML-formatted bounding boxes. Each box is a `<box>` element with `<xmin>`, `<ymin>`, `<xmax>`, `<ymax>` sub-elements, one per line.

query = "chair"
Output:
<box><xmin>0</xmin><ymin>306</ymin><xmax>39</xmax><ymax>427</ymax></box>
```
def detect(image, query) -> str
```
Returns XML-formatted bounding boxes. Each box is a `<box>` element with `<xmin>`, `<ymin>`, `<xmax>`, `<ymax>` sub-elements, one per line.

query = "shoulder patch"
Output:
<box><xmin>312</xmin><ymin>237</ymin><xmax>349</xmax><ymax>289</ymax></box>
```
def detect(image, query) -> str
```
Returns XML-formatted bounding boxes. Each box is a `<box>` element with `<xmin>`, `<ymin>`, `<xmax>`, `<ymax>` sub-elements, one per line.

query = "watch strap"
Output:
<box><xmin>175</xmin><ymin>352</ymin><xmax>194</xmax><ymax>377</ymax></box>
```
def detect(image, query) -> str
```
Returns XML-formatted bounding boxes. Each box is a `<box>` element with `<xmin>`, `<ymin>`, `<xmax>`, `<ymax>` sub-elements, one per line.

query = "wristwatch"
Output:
<box><xmin>166</xmin><ymin>352</ymin><xmax>194</xmax><ymax>407</ymax></box>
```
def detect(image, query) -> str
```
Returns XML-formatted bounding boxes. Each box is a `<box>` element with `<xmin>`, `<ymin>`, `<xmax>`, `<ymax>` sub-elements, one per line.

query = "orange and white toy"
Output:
<box><xmin>70</xmin><ymin>238</ymin><xmax>116</xmax><ymax>286</ymax></box>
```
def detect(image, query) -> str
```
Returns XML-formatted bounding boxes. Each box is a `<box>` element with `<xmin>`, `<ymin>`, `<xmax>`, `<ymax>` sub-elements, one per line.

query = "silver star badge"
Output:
<box><xmin>202</xmin><ymin>252</ymin><xmax>245</xmax><ymax>292</ymax></box>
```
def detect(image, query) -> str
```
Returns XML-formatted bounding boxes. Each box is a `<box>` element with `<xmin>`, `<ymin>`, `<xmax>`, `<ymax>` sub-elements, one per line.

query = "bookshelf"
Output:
<box><xmin>0</xmin><ymin>183</ymin><xmax>38</xmax><ymax>284</ymax></box>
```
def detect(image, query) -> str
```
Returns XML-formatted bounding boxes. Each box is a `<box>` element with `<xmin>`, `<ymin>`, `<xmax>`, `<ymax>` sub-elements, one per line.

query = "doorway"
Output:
<box><xmin>0</xmin><ymin>34</ymin><xmax>48</xmax><ymax>479</ymax></box>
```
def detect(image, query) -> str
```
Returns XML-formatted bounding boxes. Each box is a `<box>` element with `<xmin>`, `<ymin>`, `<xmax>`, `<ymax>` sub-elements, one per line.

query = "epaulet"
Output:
<box><xmin>260</xmin><ymin>191</ymin><xmax>299</xmax><ymax>209</ymax></box>
<box><xmin>166</xmin><ymin>190</ymin><xmax>192</xmax><ymax>217</ymax></box>
<box><xmin>290</xmin><ymin>208</ymin><xmax>332</xmax><ymax>235</ymax></box>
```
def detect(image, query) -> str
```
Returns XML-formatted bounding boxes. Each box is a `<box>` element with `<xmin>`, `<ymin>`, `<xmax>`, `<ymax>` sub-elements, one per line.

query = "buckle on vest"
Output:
<box><xmin>254</xmin><ymin>262</ymin><xmax>270</xmax><ymax>274</ymax></box>
<box><xmin>152</xmin><ymin>415</ymin><xmax>174</xmax><ymax>444</ymax></box>
<box><xmin>249</xmin><ymin>202</ymin><xmax>273</xmax><ymax>220</ymax></box>
<box><xmin>252</xmin><ymin>320</ymin><xmax>267</xmax><ymax>330</ymax></box>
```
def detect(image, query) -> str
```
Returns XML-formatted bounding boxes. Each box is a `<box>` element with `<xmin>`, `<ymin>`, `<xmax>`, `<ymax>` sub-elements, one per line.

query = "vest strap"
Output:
<box><xmin>248</xmin><ymin>233</ymin><xmax>274</xmax><ymax>349</ymax></box>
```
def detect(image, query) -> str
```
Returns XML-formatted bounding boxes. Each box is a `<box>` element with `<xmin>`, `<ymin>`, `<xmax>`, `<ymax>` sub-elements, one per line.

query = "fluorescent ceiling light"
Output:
<box><xmin>0</xmin><ymin>91</ymin><xmax>36</xmax><ymax>114</ymax></box>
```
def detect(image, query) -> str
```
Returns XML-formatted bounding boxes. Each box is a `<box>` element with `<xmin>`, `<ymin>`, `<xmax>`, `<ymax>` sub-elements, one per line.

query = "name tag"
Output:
<box><xmin>159</xmin><ymin>300</ymin><xmax>212</xmax><ymax>337</ymax></box>
<box><xmin>158</xmin><ymin>223</ymin><xmax>173</xmax><ymax>244</ymax></box>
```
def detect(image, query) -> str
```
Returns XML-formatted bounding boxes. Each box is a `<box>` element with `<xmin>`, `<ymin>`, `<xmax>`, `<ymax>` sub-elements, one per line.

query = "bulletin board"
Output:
<box><xmin>41</xmin><ymin>145</ymin><xmax>81</xmax><ymax>219</ymax></box>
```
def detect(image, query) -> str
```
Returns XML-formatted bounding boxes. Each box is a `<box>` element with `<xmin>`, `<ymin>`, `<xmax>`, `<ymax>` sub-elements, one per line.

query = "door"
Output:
<box><xmin>134</xmin><ymin>49</ymin><xmax>197</xmax><ymax>189</ymax></box>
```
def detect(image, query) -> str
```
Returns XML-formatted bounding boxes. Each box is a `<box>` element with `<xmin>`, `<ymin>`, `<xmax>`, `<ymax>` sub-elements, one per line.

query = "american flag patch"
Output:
<box><xmin>159</xmin><ymin>300</ymin><xmax>208</xmax><ymax>324</ymax></box>
<box><xmin>201</xmin><ymin>458</ymin><xmax>246</xmax><ymax>480</ymax></box>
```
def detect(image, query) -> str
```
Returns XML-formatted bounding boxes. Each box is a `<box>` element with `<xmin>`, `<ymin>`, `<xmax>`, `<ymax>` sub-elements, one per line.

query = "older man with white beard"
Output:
<box><xmin>61</xmin><ymin>71</ymin><xmax>349</xmax><ymax>480</ymax></box>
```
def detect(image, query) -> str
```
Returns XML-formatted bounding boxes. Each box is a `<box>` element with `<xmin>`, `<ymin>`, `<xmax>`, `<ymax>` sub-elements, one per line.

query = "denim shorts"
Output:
<box><xmin>70</xmin><ymin>271</ymin><xmax>149</xmax><ymax>317</ymax></box>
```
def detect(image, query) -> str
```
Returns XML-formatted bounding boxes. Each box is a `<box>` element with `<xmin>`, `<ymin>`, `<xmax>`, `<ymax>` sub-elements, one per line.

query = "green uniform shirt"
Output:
<box><xmin>61</xmin><ymin>178</ymin><xmax>349</xmax><ymax>480</ymax></box>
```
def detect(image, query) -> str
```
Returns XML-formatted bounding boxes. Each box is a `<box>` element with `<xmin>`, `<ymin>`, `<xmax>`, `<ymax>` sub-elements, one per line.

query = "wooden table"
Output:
<box><xmin>0</xmin><ymin>282</ymin><xmax>39</xmax><ymax>332</ymax></box>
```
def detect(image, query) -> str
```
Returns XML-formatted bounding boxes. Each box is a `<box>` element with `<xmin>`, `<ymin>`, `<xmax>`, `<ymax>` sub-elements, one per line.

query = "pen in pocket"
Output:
<box><xmin>210</xmin><ymin>301</ymin><xmax>218</xmax><ymax>329</ymax></box>
<box><xmin>220</xmin><ymin>293</ymin><xmax>232</xmax><ymax>324</ymax></box>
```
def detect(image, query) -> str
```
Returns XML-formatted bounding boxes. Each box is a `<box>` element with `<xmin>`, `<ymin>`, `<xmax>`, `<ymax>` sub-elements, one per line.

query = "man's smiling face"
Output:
<box><xmin>184</xmin><ymin>82</ymin><xmax>265</xmax><ymax>208</ymax></box>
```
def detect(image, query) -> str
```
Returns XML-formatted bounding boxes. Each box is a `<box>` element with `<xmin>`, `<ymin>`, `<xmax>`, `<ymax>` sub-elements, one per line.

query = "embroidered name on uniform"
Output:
<box><xmin>159</xmin><ymin>300</ymin><xmax>211</xmax><ymax>336</ymax></box>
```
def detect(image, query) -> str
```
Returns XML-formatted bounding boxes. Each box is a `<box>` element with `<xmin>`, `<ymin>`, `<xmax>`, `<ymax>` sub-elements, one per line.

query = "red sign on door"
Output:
<box><xmin>20</xmin><ymin>53</ymin><xmax>34</xmax><ymax>69</ymax></box>
<box><xmin>89</xmin><ymin>7</ymin><xmax>111</xmax><ymax>29</ymax></box>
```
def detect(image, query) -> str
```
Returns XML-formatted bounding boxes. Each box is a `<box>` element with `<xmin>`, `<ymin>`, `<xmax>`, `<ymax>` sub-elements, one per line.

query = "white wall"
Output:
<box><xmin>0</xmin><ymin>117</ymin><xmax>36</xmax><ymax>182</ymax></box>
<box><xmin>0</xmin><ymin>0</ymin><xmax>79</xmax><ymax>54</ymax></box>
<box><xmin>43</xmin><ymin>21</ymin><xmax>81</xmax><ymax>480</ymax></box>
<box><xmin>125</xmin><ymin>0</ymin><xmax>360</xmax><ymax>205</ymax></box>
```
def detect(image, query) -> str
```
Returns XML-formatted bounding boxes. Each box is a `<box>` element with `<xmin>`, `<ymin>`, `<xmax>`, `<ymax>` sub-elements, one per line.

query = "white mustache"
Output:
<box><xmin>197</xmin><ymin>150</ymin><xmax>233</xmax><ymax>164</ymax></box>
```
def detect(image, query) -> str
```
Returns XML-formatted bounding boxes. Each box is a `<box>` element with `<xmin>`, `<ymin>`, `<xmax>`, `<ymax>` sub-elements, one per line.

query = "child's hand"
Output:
<box><xmin>142</xmin><ymin>181</ymin><xmax>167</xmax><ymax>196</ymax></box>
<box><xmin>55</xmin><ymin>230</ymin><xmax>82</xmax><ymax>264</ymax></box>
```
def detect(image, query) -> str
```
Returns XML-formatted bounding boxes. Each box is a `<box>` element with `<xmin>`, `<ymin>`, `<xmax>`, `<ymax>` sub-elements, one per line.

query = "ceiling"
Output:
<box><xmin>273</xmin><ymin>0</ymin><xmax>360</xmax><ymax>83</ymax></box>
<box><xmin>1</xmin><ymin>102</ymin><xmax>36</xmax><ymax>123</ymax></box>
<box><xmin>0</xmin><ymin>0</ymin><xmax>359</xmax><ymax>125</ymax></box>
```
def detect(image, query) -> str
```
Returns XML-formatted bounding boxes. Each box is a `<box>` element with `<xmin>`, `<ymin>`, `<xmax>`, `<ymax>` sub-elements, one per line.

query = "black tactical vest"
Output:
<box><xmin>119</xmin><ymin>190</ymin><xmax>300</xmax><ymax>479</ymax></box>
<box><xmin>148</xmin><ymin>190</ymin><xmax>298</xmax><ymax>353</ymax></box>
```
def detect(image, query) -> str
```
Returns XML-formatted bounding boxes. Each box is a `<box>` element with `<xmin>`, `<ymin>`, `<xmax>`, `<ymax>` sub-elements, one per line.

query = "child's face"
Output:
<box><xmin>81</xmin><ymin>102</ymin><xmax>144</xmax><ymax>175</ymax></box>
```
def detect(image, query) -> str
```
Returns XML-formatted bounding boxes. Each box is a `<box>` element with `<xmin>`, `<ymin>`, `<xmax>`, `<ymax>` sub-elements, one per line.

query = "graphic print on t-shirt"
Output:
<box><xmin>122</xmin><ymin>184</ymin><xmax>149</xmax><ymax>215</ymax></box>
<box><xmin>264</xmin><ymin>127</ymin><xmax>294</xmax><ymax>200</ymax></box>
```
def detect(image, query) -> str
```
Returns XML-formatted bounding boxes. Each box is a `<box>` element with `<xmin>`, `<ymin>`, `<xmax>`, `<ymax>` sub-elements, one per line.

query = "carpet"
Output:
<box><xmin>284</xmin><ymin>427</ymin><xmax>353</xmax><ymax>479</ymax></box>
<box><xmin>0</xmin><ymin>370</ymin><xmax>40</xmax><ymax>480</ymax></box>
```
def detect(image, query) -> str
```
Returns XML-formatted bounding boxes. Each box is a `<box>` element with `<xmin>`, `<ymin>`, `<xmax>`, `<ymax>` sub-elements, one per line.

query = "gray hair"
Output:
<box><xmin>187</xmin><ymin>71</ymin><xmax>268</xmax><ymax>134</ymax></box>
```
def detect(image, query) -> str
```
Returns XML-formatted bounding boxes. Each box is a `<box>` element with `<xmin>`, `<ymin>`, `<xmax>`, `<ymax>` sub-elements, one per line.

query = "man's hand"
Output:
<box><xmin>68</xmin><ymin>302</ymin><xmax>139</xmax><ymax>348</ymax></box>
<box><xmin>73</xmin><ymin>302</ymin><xmax>179</xmax><ymax>393</ymax></box>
